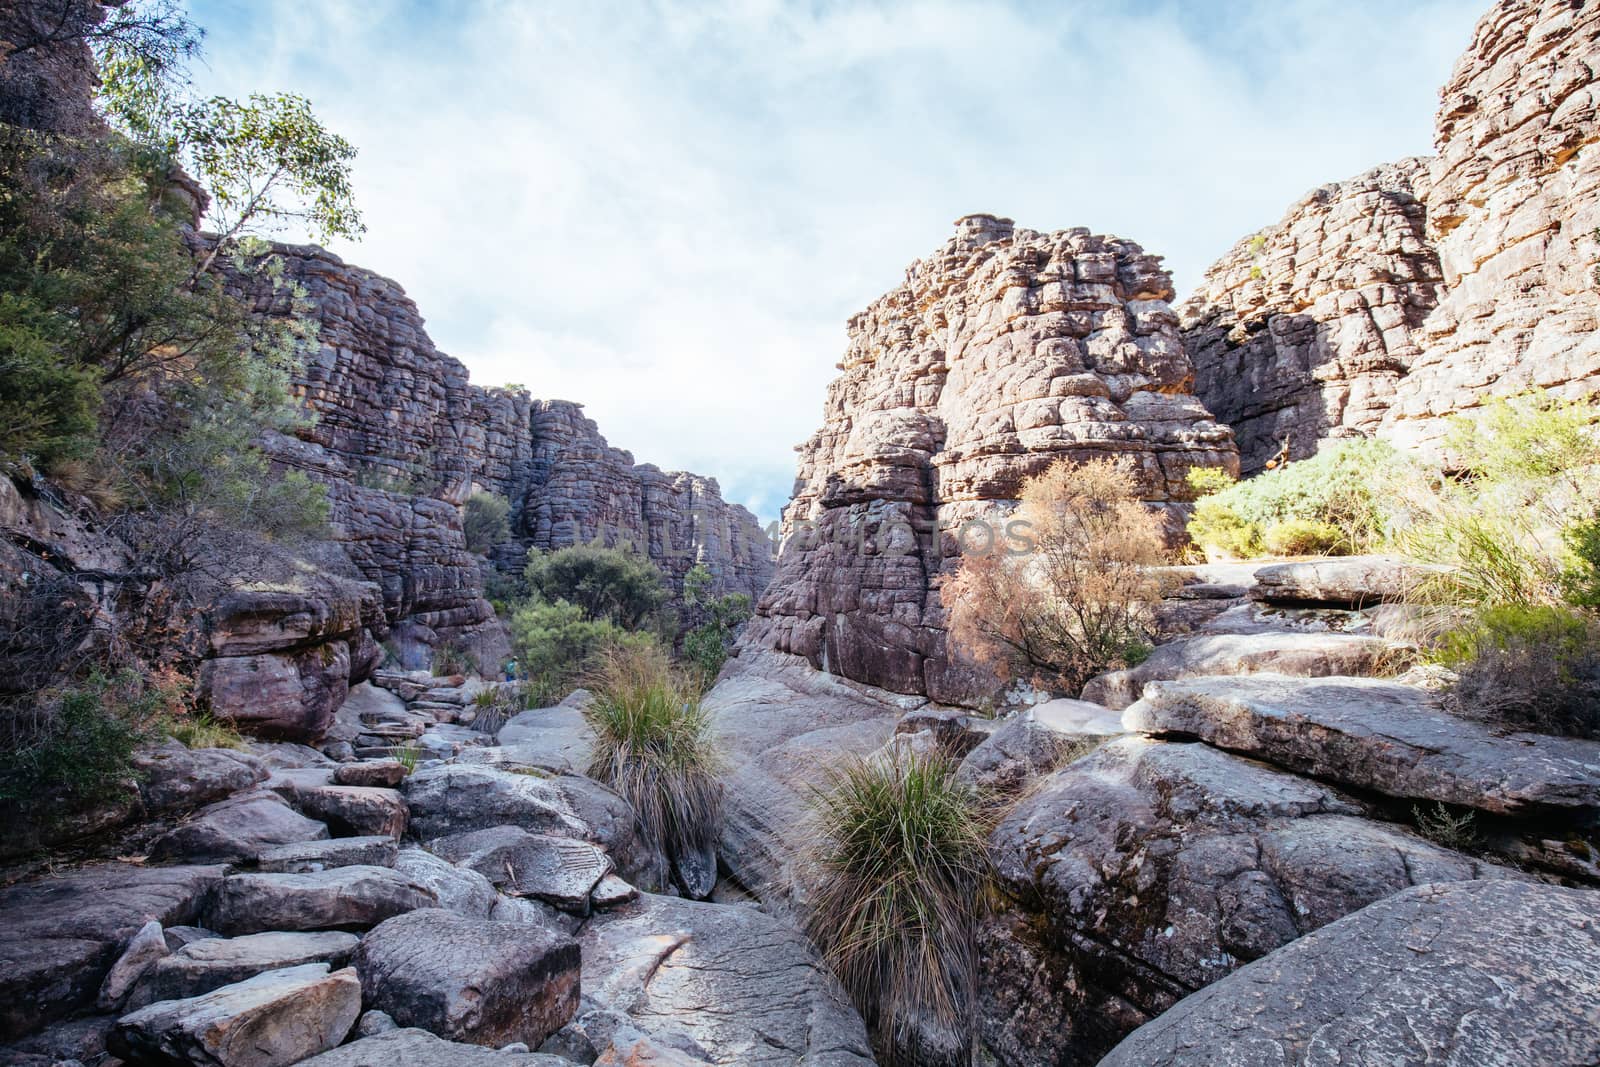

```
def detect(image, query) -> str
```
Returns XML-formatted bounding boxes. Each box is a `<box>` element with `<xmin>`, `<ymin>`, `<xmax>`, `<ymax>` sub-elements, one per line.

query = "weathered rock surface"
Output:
<box><xmin>333</xmin><ymin>759</ymin><xmax>407</xmax><ymax>787</ymax></box>
<box><xmin>96</xmin><ymin>919</ymin><xmax>169</xmax><ymax>1011</ymax></box>
<box><xmin>128</xmin><ymin>931</ymin><xmax>360</xmax><ymax>1010</ymax></box>
<box><xmin>355</xmin><ymin>909</ymin><xmax>580</xmax><ymax>1048</ymax></box>
<box><xmin>495</xmin><ymin>704</ymin><xmax>592</xmax><ymax>771</ymax></box>
<box><xmin>704</xmin><ymin>649</ymin><xmax>904</xmax><ymax>897</ymax></box>
<box><xmin>403</xmin><ymin>764</ymin><xmax>590</xmax><ymax>840</ymax></box>
<box><xmin>134</xmin><ymin>742</ymin><xmax>270</xmax><ymax>814</ymax></box>
<box><xmin>981</xmin><ymin>736</ymin><xmax>1517</xmax><ymax>1065</ymax></box>
<box><xmin>149</xmin><ymin>789</ymin><xmax>330</xmax><ymax>864</ymax></box>
<box><xmin>112</xmin><ymin>962</ymin><xmax>361</xmax><ymax>1067</ymax></box>
<box><xmin>0</xmin><ymin>863</ymin><xmax>224</xmax><ymax>1040</ymax></box>
<box><xmin>749</xmin><ymin>214</ymin><xmax>1237</xmax><ymax>700</ymax></box>
<box><xmin>579</xmin><ymin>893</ymin><xmax>874</xmax><ymax>1065</ymax></box>
<box><xmin>1184</xmin><ymin>0</ymin><xmax>1600</xmax><ymax>470</ymax></box>
<box><xmin>429</xmin><ymin>826</ymin><xmax>613</xmax><ymax>913</ymax></box>
<box><xmin>206</xmin><ymin>867</ymin><xmax>436</xmax><ymax>935</ymax></box>
<box><xmin>290</xmin><ymin>784</ymin><xmax>410</xmax><ymax>838</ymax></box>
<box><xmin>1100</xmin><ymin>880</ymin><xmax>1600</xmax><ymax>1067</ymax></box>
<box><xmin>299</xmin><ymin>1026</ymin><xmax>574</xmax><ymax>1066</ymax></box>
<box><xmin>1126</xmin><ymin>674</ymin><xmax>1600</xmax><ymax>818</ymax></box>
<box><xmin>391</xmin><ymin>848</ymin><xmax>499</xmax><ymax>919</ymax></box>
<box><xmin>956</xmin><ymin>699</ymin><xmax>1117</xmax><ymax>794</ymax></box>
<box><xmin>256</xmin><ymin>835</ymin><xmax>399</xmax><ymax>873</ymax></box>
<box><xmin>1248</xmin><ymin>555</ymin><xmax>1429</xmax><ymax>606</ymax></box>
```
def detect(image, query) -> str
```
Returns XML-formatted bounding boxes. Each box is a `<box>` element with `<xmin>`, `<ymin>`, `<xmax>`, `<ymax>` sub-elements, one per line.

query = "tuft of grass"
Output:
<box><xmin>805</xmin><ymin>749</ymin><xmax>994</xmax><ymax>1064</ymax></box>
<box><xmin>1430</xmin><ymin>604</ymin><xmax>1600</xmax><ymax>738</ymax></box>
<box><xmin>389</xmin><ymin>742</ymin><xmax>421</xmax><ymax>775</ymax></box>
<box><xmin>166</xmin><ymin>711</ymin><xmax>246</xmax><ymax>750</ymax></box>
<box><xmin>583</xmin><ymin>645</ymin><xmax>723</xmax><ymax>879</ymax></box>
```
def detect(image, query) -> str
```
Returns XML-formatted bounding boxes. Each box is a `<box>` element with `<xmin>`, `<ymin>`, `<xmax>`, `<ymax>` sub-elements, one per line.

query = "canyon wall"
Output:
<box><xmin>1185</xmin><ymin>0</ymin><xmax>1600</xmax><ymax>472</ymax></box>
<box><xmin>747</xmin><ymin>215</ymin><xmax>1239</xmax><ymax>701</ymax></box>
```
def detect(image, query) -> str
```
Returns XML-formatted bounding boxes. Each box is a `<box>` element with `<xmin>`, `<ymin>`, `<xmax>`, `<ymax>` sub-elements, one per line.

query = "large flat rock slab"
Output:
<box><xmin>206</xmin><ymin>867</ymin><xmax>436</xmax><ymax>935</ymax></box>
<box><xmin>1125</xmin><ymin>674</ymin><xmax>1600</xmax><ymax>819</ymax></box>
<box><xmin>148</xmin><ymin>789</ymin><xmax>329</xmax><ymax>863</ymax></box>
<box><xmin>1101</xmin><ymin>880</ymin><xmax>1600</xmax><ymax>1066</ymax></box>
<box><xmin>1249</xmin><ymin>555</ymin><xmax>1435</xmax><ymax>606</ymax></box>
<box><xmin>128</xmin><ymin>931</ymin><xmax>359</xmax><ymax>1009</ymax></box>
<box><xmin>402</xmin><ymin>765</ymin><xmax>590</xmax><ymax>840</ymax></box>
<box><xmin>355</xmin><ymin>909</ymin><xmax>579</xmax><ymax>1048</ymax></box>
<box><xmin>1082</xmin><ymin>630</ymin><xmax>1395</xmax><ymax>709</ymax></box>
<box><xmin>428</xmin><ymin>826</ymin><xmax>612</xmax><ymax>913</ymax></box>
<box><xmin>981</xmin><ymin>736</ymin><xmax>1518</xmax><ymax>1065</ymax></box>
<box><xmin>704</xmin><ymin>650</ymin><xmax>903</xmax><ymax>899</ymax></box>
<box><xmin>579</xmin><ymin>892</ymin><xmax>873</xmax><ymax>1066</ymax></box>
<box><xmin>494</xmin><ymin>704</ymin><xmax>592</xmax><ymax>771</ymax></box>
<box><xmin>112</xmin><ymin>962</ymin><xmax>360</xmax><ymax>1067</ymax></box>
<box><xmin>0</xmin><ymin>863</ymin><xmax>224</xmax><ymax>1041</ymax></box>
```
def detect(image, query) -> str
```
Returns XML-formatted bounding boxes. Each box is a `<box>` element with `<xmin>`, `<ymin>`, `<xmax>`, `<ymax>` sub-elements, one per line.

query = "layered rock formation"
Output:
<box><xmin>1184</xmin><ymin>0</ymin><xmax>1600</xmax><ymax>471</ymax></box>
<box><xmin>229</xmin><ymin>243</ymin><xmax>773</xmax><ymax>644</ymax></box>
<box><xmin>749</xmin><ymin>215</ymin><xmax>1238</xmax><ymax>700</ymax></box>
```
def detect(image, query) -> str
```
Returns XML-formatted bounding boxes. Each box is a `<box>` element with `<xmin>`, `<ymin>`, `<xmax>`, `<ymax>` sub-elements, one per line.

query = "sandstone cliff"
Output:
<box><xmin>1185</xmin><ymin>0</ymin><xmax>1600</xmax><ymax>471</ymax></box>
<box><xmin>748</xmin><ymin>215</ymin><xmax>1238</xmax><ymax>701</ymax></box>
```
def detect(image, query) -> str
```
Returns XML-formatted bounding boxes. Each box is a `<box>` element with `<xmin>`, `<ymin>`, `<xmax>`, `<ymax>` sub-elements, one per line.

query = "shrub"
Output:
<box><xmin>680</xmin><ymin>563</ymin><xmax>754</xmax><ymax>684</ymax></box>
<box><xmin>1432</xmin><ymin>605</ymin><xmax>1600</xmax><ymax>738</ymax></box>
<box><xmin>942</xmin><ymin>458</ymin><xmax>1168</xmax><ymax>695</ymax></box>
<box><xmin>806</xmin><ymin>750</ymin><xmax>992</xmax><ymax>1062</ymax></box>
<box><xmin>508</xmin><ymin>599</ymin><xmax>650</xmax><ymax>680</ymax></box>
<box><xmin>1558</xmin><ymin>511</ymin><xmax>1600</xmax><ymax>609</ymax></box>
<box><xmin>524</xmin><ymin>541</ymin><xmax>667</xmax><ymax>628</ymax></box>
<box><xmin>1263</xmin><ymin>517</ymin><xmax>1345</xmax><ymax>557</ymax></box>
<box><xmin>583</xmin><ymin>644</ymin><xmax>721</xmax><ymax>882</ymax></box>
<box><xmin>431</xmin><ymin>641</ymin><xmax>477</xmax><ymax>677</ymax></box>
<box><xmin>463</xmin><ymin>491</ymin><xmax>511</xmax><ymax>555</ymax></box>
<box><xmin>390</xmin><ymin>742</ymin><xmax>421</xmax><ymax>775</ymax></box>
<box><xmin>1412</xmin><ymin>801</ymin><xmax>1480</xmax><ymax>852</ymax></box>
<box><xmin>1186</xmin><ymin>439</ymin><xmax>1404</xmax><ymax>556</ymax></box>
<box><xmin>165</xmin><ymin>710</ymin><xmax>245</xmax><ymax>750</ymax></box>
<box><xmin>1184</xmin><ymin>466</ymin><xmax>1237</xmax><ymax>499</ymax></box>
<box><xmin>1187</xmin><ymin>499</ymin><xmax>1262</xmax><ymax>559</ymax></box>
<box><xmin>0</xmin><ymin>670</ymin><xmax>166</xmax><ymax>816</ymax></box>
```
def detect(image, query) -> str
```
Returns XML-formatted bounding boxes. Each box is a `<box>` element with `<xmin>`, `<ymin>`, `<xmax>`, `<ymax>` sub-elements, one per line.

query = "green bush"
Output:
<box><xmin>1263</xmin><ymin>518</ymin><xmax>1345</xmax><ymax>557</ymax></box>
<box><xmin>680</xmin><ymin>563</ymin><xmax>753</xmax><ymax>683</ymax></box>
<box><xmin>1186</xmin><ymin>439</ymin><xmax>1404</xmax><ymax>557</ymax></box>
<box><xmin>0</xmin><ymin>671</ymin><xmax>163</xmax><ymax>816</ymax></box>
<box><xmin>806</xmin><ymin>750</ymin><xmax>992</xmax><ymax>1062</ymax></box>
<box><xmin>1184</xmin><ymin>466</ymin><xmax>1238</xmax><ymax>499</ymax></box>
<box><xmin>584</xmin><ymin>644</ymin><xmax>721</xmax><ymax>885</ymax></box>
<box><xmin>1431</xmin><ymin>605</ymin><xmax>1600</xmax><ymax>738</ymax></box>
<box><xmin>507</xmin><ymin>599</ymin><xmax>654</xmax><ymax>699</ymax></box>
<box><xmin>463</xmin><ymin>491</ymin><xmax>511</xmax><ymax>555</ymax></box>
<box><xmin>1559</xmin><ymin>512</ymin><xmax>1600</xmax><ymax>609</ymax></box>
<box><xmin>524</xmin><ymin>541</ymin><xmax>666</xmax><ymax>628</ymax></box>
<box><xmin>1187</xmin><ymin>499</ymin><xmax>1262</xmax><ymax>559</ymax></box>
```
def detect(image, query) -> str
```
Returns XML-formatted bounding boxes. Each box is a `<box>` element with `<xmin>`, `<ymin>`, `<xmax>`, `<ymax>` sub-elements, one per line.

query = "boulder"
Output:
<box><xmin>1249</xmin><ymin>556</ymin><xmax>1432</xmax><ymax>606</ymax></box>
<box><xmin>112</xmin><ymin>962</ymin><xmax>361</xmax><ymax>1067</ymax></box>
<box><xmin>403</xmin><ymin>765</ymin><xmax>589</xmax><ymax>841</ymax></box>
<box><xmin>291</xmin><ymin>784</ymin><xmax>409</xmax><ymax>838</ymax></box>
<box><xmin>134</xmin><ymin>742</ymin><xmax>269</xmax><ymax>814</ymax></box>
<box><xmin>893</xmin><ymin>707</ymin><xmax>994</xmax><ymax>758</ymax></box>
<box><xmin>428</xmin><ymin>826</ymin><xmax>613</xmax><ymax>913</ymax></box>
<box><xmin>1101</xmin><ymin>881</ymin><xmax>1600</xmax><ymax>1067</ymax></box>
<box><xmin>496</xmin><ymin>704</ymin><xmax>592</xmax><ymax>771</ymax></box>
<box><xmin>148</xmin><ymin>789</ymin><xmax>328</xmax><ymax>864</ymax></box>
<box><xmin>957</xmin><ymin>702</ymin><xmax>1115</xmax><ymax>794</ymax></box>
<box><xmin>128</xmin><ymin>931</ymin><xmax>360</xmax><ymax>1010</ymax></box>
<box><xmin>206</xmin><ymin>867</ymin><xmax>436</xmax><ymax>935</ymax></box>
<box><xmin>298</xmin><ymin>1026</ymin><xmax>573</xmax><ymax>1065</ymax></box>
<box><xmin>1081</xmin><ymin>630</ymin><xmax>1396</xmax><ymax>709</ymax></box>
<box><xmin>578</xmin><ymin>893</ymin><xmax>873</xmax><ymax>1065</ymax></box>
<box><xmin>1125</xmin><ymin>674</ymin><xmax>1600</xmax><ymax>819</ymax></box>
<box><xmin>0</xmin><ymin>863</ymin><xmax>224</xmax><ymax>1041</ymax></box>
<box><xmin>391</xmin><ymin>848</ymin><xmax>497</xmax><ymax>918</ymax></box>
<box><xmin>256</xmin><ymin>835</ymin><xmax>399</xmax><ymax>873</ymax></box>
<box><xmin>0</xmin><ymin>1014</ymin><xmax>119</xmax><ymax>1067</ymax></box>
<box><xmin>201</xmin><ymin>641</ymin><xmax>355</xmax><ymax>743</ymax></box>
<box><xmin>981</xmin><ymin>736</ymin><xmax>1519</xmax><ymax>1065</ymax></box>
<box><xmin>333</xmin><ymin>760</ymin><xmax>407</xmax><ymax>787</ymax></box>
<box><xmin>96</xmin><ymin>920</ymin><xmax>168</xmax><ymax>1010</ymax></box>
<box><xmin>354</xmin><ymin>909</ymin><xmax>579</xmax><ymax>1048</ymax></box>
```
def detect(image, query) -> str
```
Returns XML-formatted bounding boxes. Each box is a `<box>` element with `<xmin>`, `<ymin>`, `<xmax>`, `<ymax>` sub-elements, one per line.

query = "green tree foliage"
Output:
<box><xmin>463</xmin><ymin>491</ymin><xmax>511</xmax><ymax>555</ymax></box>
<box><xmin>523</xmin><ymin>541</ymin><xmax>667</xmax><ymax>628</ymax></box>
<box><xmin>680</xmin><ymin>563</ymin><xmax>753</xmax><ymax>682</ymax></box>
<box><xmin>507</xmin><ymin>599</ymin><xmax>652</xmax><ymax>687</ymax></box>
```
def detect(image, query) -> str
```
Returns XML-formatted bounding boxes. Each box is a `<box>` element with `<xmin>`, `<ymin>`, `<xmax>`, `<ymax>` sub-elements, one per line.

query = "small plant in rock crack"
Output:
<box><xmin>1412</xmin><ymin>801</ymin><xmax>1481</xmax><ymax>852</ymax></box>
<box><xmin>583</xmin><ymin>644</ymin><xmax>723</xmax><ymax>885</ymax></box>
<box><xmin>805</xmin><ymin>749</ymin><xmax>995</xmax><ymax>1065</ymax></box>
<box><xmin>389</xmin><ymin>742</ymin><xmax>421</xmax><ymax>776</ymax></box>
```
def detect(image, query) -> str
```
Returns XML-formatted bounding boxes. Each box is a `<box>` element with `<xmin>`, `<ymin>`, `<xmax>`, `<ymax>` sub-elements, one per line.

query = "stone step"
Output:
<box><xmin>206</xmin><ymin>867</ymin><xmax>436</xmax><ymax>936</ymax></box>
<box><xmin>127</xmin><ymin>931</ymin><xmax>360</xmax><ymax>1010</ymax></box>
<box><xmin>1125</xmin><ymin>674</ymin><xmax>1600</xmax><ymax>819</ymax></box>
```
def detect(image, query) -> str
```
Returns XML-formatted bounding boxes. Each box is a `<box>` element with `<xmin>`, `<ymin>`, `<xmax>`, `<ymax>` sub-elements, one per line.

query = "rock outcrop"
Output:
<box><xmin>1184</xmin><ymin>0</ymin><xmax>1600</xmax><ymax>471</ymax></box>
<box><xmin>749</xmin><ymin>215</ymin><xmax>1238</xmax><ymax>700</ymax></box>
<box><xmin>226</xmin><ymin>243</ymin><xmax>773</xmax><ymax>663</ymax></box>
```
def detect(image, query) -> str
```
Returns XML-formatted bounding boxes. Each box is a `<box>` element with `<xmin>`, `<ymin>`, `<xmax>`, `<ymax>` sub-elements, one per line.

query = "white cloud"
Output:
<box><xmin>185</xmin><ymin>0</ymin><xmax>1485</xmax><ymax>521</ymax></box>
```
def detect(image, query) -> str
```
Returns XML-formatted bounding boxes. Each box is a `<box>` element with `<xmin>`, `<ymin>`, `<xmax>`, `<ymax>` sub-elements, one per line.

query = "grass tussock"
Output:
<box><xmin>805</xmin><ymin>749</ymin><xmax>995</xmax><ymax>1063</ymax></box>
<box><xmin>583</xmin><ymin>644</ymin><xmax>723</xmax><ymax>871</ymax></box>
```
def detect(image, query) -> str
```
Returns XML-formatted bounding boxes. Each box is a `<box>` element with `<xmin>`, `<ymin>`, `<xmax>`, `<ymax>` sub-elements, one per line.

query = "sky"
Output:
<box><xmin>183</xmin><ymin>0</ymin><xmax>1486</xmax><ymax>524</ymax></box>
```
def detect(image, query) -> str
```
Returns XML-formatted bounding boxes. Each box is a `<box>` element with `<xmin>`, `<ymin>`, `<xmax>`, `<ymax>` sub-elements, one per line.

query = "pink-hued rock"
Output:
<box><xmin>749</xmin><ymin>215</ymin><xmax>1238</xmax><ymax>700</ymax></box>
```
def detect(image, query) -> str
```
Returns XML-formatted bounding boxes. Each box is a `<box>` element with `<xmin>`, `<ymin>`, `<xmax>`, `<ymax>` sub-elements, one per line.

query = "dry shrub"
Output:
<box><xmin>1434</xmin><ymin>605</ymin><xmax>1600</xmax><ymax>738</ymax></box>
<box><xmin>942</xmin><ymin>458</ymin><xmax>1168</xmax><ymax>695</ymax></box>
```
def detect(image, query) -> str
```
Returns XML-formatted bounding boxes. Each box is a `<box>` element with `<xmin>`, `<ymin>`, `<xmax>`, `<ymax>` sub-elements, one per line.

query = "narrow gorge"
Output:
<box><xmin>3</xmin><ymin>1</ymin><xmax>1600</xmax><ymax>1066</ymax></box>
